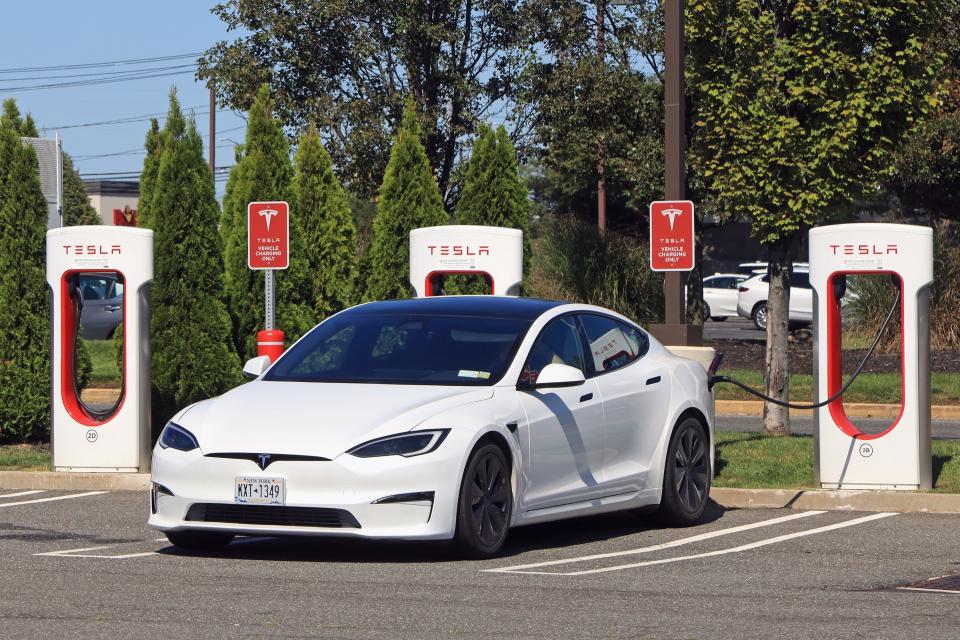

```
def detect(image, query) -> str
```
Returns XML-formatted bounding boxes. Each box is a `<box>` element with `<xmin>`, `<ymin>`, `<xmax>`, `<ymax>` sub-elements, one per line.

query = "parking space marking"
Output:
<box><xmin>35</xmin><ymin>538</ymin><xmax>167</xmax><ymax>559</ymax></box>
<box><xmin>0</xmin><ymin>491</ymin><xmax>107</xmax><ymax>509</ymax></box>
<box><xmin>493</xmin><ymin>512</ymin><xmax>898</xmax><ymax>576</ymax></box>
<box><xmin>0</xmin><ymin>490</ymin><xmax>47</xmax><ymax>499</ymax></box>
<box><xmin>486</xmin><ymin>510</ymin><xmax>826</xmax><ymax>574</ymax></box>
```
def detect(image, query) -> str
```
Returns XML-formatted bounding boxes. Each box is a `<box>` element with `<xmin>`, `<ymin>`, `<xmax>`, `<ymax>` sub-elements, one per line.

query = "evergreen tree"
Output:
<box><xmin>221</xmin><ymin>85</ymin><xmax>312</xmax><ymax>359</ymax></box>
<box><xmin>293</xmin><ymin>125</ymin><xmax>357</xmax><ymax>319</ymax></box>
<box><xmin>62</xmin><ymin>154</ymin><xmax>101</xmax><ymax>225</ymax></box>
<box><xmin>148</xmin><ymin>90</ymin><xmax>241</xmax><ymax>428</ymax></box>
<box><xmin>0</xmin><ymin>115</ymin><xmax>50</xmax><ymax>441</ymax></box>
<box><xmin>364</xmin><ymin>100</ymin><xmax>448</xmax><ymax>301</ymax></box>
<box><xmin>137</xmin><ymin>119</ymin><xmax>163</xmax><ymax>229</ymax></box>
<box><xmin>450</xmin><ymin>124</ymin><xmax>530</xmax><ymax>293</ymax></box>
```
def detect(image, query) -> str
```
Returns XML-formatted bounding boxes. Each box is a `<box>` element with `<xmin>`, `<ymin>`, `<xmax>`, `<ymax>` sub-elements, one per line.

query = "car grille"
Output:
<box><xmin>185</xmin><ymin>503</ymin><xmax>361</xmax><ymax>529</ymax></box>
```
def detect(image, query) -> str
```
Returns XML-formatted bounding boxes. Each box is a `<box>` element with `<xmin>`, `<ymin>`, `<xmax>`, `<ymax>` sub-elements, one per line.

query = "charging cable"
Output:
<box><xmin>709</xmin><ymin>285</ymin><xmax>901</xmax><ymax>410</ymax></box>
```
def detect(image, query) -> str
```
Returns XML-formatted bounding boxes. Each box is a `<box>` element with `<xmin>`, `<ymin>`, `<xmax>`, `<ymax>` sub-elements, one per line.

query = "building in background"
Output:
<box><xmin>21</xmin><ymin>136</ymin><xmax>62</xmax><ymax>229</ymax></box>
<box><xmin>84</xmin><ymin>180</ymin><xmax>139</xmax><ymax>225</ymax></box>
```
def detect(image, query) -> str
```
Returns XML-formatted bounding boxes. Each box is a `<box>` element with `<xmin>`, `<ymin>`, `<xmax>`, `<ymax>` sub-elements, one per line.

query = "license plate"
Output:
<box><xmin>234</xmin><ymin>477</ymin><xmax>285</xmax><ymax>505</ymax></box>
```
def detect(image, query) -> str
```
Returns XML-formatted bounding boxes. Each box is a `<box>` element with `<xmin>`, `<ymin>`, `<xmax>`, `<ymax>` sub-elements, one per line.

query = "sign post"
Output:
<box><xmin>248</xmin><ymin>201</ymin><xmax>289</xmax><ymax>362</ymax></box>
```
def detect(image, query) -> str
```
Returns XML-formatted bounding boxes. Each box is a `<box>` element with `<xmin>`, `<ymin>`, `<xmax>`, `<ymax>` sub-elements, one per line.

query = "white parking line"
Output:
<box><xmin>494</xmin><ymin>512</ymin><xmax>898</xmax><ymax>576</ymax></box>
<box><xmin>0</xmin><ymin>490</ymin><xmax>46</xmax><ymax>499</ymax></box>
<box><xmin>35</xmin><ymin>538</ymin><xmax>168</xmax><ymax>559</ymax></box>
<box><xmin>486</xmin><ymin>510</ymin><xmax>825</xmax><ymax>574</ymax></box>
<box><xmin>0</xmin><ymin>491</ymin><xmax>106</xmax><ymax>508</ymax></box>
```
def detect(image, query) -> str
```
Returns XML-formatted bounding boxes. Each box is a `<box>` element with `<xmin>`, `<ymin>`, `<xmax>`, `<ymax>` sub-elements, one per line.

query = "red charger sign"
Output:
<box><xmin>248</xmin><ymin>201</ymin><xmax>289</xmax><ymax>270</ymax></box>
<box><xmin>649</xmin><ymin>200</ymin><xmax>695</xmax><ymax>272</ymax></box>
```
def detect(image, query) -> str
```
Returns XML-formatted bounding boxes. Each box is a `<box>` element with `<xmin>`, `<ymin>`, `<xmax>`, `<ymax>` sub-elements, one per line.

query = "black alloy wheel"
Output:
<box><xmin>454</xmin><ymin>443</ymin><xmax>512</xmax><ymax>558</ymax></box>
<box><xmin>658</xmin><ymin>417</ymin><xmax>711</xmax><ymax>526</ymax></box>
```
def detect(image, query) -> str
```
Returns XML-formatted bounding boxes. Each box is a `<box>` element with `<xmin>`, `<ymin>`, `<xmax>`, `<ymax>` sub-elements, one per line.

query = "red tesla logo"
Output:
<box><xmin>829</xmin><ymin>244</ymin><xmax>898</xmax><ymax>256</ymax></box>
<box><xmin>427</xmin><ymin>245</ymin><xmax>490</xmax><ymax>257</ymax></box>
<box><xmin>62</xmin><ymin>244</ymin><xmax>122</xmax><ymax>255</ymax></box>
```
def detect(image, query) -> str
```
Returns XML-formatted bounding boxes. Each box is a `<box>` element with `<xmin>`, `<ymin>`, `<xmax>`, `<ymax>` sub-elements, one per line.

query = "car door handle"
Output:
<box><xmin>579</xmin><ymin>392</ymin><xmax>593</xmax><ymax>402</ymax></box>
<box><xmin>104</xmin><ymin>305</ymin><xmax>120</xmax><ymax>312</ymax></box>
<box><xmin>645</xmin><ymin>376</ymin><xmax>661</xmax><ymax>386</ymax></box>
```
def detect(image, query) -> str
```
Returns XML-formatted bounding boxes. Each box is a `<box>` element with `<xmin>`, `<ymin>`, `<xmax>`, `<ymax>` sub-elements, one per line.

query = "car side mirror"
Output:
<box><xmin>524</xmin><ymin>363</ymin><xmax>585</xmax><ymax>389</ymax></box>
<box><xmin>242</xmin><ymin>355</ymin><xmax>272</xmax><ymax>380</ymax></box>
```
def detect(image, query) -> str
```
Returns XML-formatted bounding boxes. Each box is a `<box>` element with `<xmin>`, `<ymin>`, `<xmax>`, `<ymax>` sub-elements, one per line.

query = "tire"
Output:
<box><xmin>703</xmin><ymin>302</ymin><xmax>712</xmax><ymax>321</ymax></box>
<box><xmin>751</xmin><ymin>302</ymin><xmax>768</xmax><ymax>331</ymax></box>
<box><xmin>165</xmin><ymin>530</ymin><xmax>235</xmax><ymax>550</ymax></box>
<box><xmin>657</xmin><ymin>417</ymin><xmax>711</xmax><ymax>526</ymax></box>
<box><xmin>453</xmin><ymin>442</ymin><xmax>512</xmax><ymax>558</ymax></box>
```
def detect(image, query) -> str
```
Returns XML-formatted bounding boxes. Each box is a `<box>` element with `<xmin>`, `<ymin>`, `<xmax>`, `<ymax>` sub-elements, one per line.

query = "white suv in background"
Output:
<box><xmin>736</xmin><ymin>270</ymin><xmax>813</xmax><ymax>330</ymax></box>
<box><xmin>702</xmin><ymin>273</ymin><xmax>748</xmax><ymax>321</ymax></box>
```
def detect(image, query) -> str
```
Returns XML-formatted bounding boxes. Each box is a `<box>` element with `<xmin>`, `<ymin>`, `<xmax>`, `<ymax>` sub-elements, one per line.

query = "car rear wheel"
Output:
<box><xmin>453</xmin><ymin>442</ymin><xmax>512</xmax><ymax>558</ymax></box>
<box><xmin>752</xmin><ymin>302</ymin><xmax>768</xmax><ymax>331</ymax></box>
<box><xmin>657</xmin><ymin>417</ymin><xmax>711</xmax><ymax>526</ymax></box>
<box><xmin>165</xmin><ymin>530</ymin><xmax>235</xmax><ymax>550</ymax></box>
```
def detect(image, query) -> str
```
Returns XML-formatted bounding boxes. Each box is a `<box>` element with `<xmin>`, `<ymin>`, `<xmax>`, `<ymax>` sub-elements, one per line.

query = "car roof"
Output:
<box><xmin>347</xmin><ymin>296</ymin><xmax>567</xmax><ymax>321</ymax></box>
<box><xmin>706</xmin><ymin>273</ymin><xmax>746</xmax><ymax>278</ymax></box>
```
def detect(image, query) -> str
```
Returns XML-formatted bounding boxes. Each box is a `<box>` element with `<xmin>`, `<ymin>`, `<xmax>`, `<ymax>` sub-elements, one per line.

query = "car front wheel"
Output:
<box><xmin>657</xmin><ymin>417</ymin><xmax>711</xmax><ymax>526</ymax></box>
<box><xmin>453</xmin><ymin>442</ymin><xmax>512</xmax><ymax>558</ymax></box>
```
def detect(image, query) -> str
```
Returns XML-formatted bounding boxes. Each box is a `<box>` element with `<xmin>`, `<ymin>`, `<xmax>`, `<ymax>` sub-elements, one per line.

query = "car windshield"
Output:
<box><xmin>264</xmin><ymin>313</ymin><xmax>532</xmax><ymax>385</ymax></box>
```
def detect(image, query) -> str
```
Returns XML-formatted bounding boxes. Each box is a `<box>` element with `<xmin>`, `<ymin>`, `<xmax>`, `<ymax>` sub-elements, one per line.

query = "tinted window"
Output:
<box><xmin>579</xmin><ymin>314</ymin><xmax>648</xmax><ymax>374</ymax></box>
<box><xmin>265</xmin><ymin>314</ymin><xmax>530</xmax><ymax>385</ymax></box>
<box><xmin>519</xmin><ymin>316</ymin><xmax>584</xmax><ymax>386</ymax></box>
<box><xmin>790</xmin><ymin>272</ymin><xmax>810</xmax><ymax>288</ymax></box>
<box><xmin>704</xmin><ymin>277</ymin><xmax>728</xmax><ymax>289</ymax></box>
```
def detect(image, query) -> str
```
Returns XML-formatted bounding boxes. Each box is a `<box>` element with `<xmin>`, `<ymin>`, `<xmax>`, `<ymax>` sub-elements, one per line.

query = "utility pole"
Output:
<box><xmin>209</xmin><ymin>79</ymin><xmax>216</xmax><ymax>184</ymax></box>
<box><xmin>596</xmin><ymin>0</ymin><xmax>607</xmax><ymax>238</ymax></box>
<box><xmin>649</xmin><ymin>0</ymin><xmax>700</xmax><ymax>346</ymax></box>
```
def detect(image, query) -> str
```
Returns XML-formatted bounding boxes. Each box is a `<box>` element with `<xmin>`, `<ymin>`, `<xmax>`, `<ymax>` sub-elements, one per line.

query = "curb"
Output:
<box><xmin>0</xmin><ymin>471</ymin><xmax>150</xmax><ymax>491</ymax></box>
<box><xmin>711</xmin><ymin>487</ymin><xmax>960</xmax><ymax>514</ymax></box>
<box><xmin>716</xmin><ymin>400</ymin><xmax>960</xmax><ymax>420</ymax></box>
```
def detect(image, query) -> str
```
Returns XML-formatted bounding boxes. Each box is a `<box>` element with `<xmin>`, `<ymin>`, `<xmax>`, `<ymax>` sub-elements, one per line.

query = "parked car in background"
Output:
<box><xmin>701</xmin><ymin>273</ymin><xmax>749</xmax><ymax>321</ymax></box>
<box><xmin>736</xmin><ymin>270</ymin><xmax>813</xmax><ymax>330</ymax></box>
<box><xmin>735</xmin><ymin>261</ymin><xmax>809</xmax><ymax>276</ymax></box>
<box><xmin>78</xmin><ymin>273</ymin><xmax>124</xmax><ymax>339</ymax></box>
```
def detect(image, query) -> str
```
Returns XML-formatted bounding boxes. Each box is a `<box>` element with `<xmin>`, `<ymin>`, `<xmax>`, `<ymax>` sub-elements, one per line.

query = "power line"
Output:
<box><xmin>80</xmin><ymin>165</ymin><xmax>235</xmax><ymax>179</ymax></box>
<box><xmin>47</xmin><ymin>105</ymin><xmax>221</xmax><ymax>131</ymax></box>
<box><xmin>0</xmin><ymin>53</ymin><xmax>201</xmax><ymax>74</ymax></box>
<box><xmin>0</xmin><ymin>68</ymin><xmax>195</xmax><ymax>92</ymax></box>
<box><xmin>0</xmin><ymin>63</ymin><xmax>196</xmax><ymax>83</ymax></box>
<box><xmin>74</xmin><ymin>142</ymin><xmax>238</xmax><ymax>162</ymax></box>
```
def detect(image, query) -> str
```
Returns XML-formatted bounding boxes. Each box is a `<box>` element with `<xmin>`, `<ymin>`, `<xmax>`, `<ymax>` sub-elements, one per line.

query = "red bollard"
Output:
<box><xmin>257</xmin><ymin>329</ymin><xmax>285</xmax><ymax>363</ymax></box>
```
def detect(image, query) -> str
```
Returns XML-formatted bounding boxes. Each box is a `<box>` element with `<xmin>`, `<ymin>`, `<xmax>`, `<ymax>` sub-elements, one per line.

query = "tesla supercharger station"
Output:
<box><xmin>410</xmin><ymin>225</ymin><xmax>523</xmax><ymax>297</ymax></box>
<box><xmin>47</xmin><ymin>226</ymin><xmax>153</xmax><ymax>472</ymax></box>
<box><xmin>810</xmin><ymin>223</ymin><xmax>933</xmax><ymax>490</ymax></box>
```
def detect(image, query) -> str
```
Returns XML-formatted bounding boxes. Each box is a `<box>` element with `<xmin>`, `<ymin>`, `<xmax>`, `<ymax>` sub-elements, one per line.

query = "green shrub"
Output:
<box><xmin>847</xmin><ymin>222</ymin><xmax>960</xmax><ymax>351</ymax></box>
<box><xmin>527</xmin><ymin>216</ymin><xmax>664</xmax><ymax>326</ymax></box>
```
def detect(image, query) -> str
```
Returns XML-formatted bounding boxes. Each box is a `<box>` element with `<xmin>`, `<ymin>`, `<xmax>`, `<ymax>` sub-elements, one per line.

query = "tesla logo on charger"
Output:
<box><xmin>829</xmin><ymin>244</ymin><xmax>898</xmax><ymax>256</ymax></box>
<box><xmin>427</xmin><ymin>245</ymin><xmax>490</xmax><ymax>257</ymax></box>
<box><xmin>62</xmin><ymin>244</ymin><xmax>122</xmax><ymax>255</ymax></box>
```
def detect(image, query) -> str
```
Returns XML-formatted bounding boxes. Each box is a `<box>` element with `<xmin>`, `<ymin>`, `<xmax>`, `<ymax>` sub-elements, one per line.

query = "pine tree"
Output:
<box><xmin>364</xmin><ymin>100</ymin><xmax>448</xmax><ymax>301</ymax></box>
<box><xmin>221</xmin><ymin>85</ymin><xmax>312</xmax><ymax>359</ymax></box>
<box><xmin>0</xmin><ymin>117</ymin><xmax>50</xmax><ymax>441</ymax></box>
<box><xmin>148</xmin><ymin>90</ymin><xmax>241</xmax><ymax>428</ymax></box>
<box><xmin>136</xmin><ymin>119</ymin><xmax>163</xmax><ymax>229</ymax></box>
<box><xmin>62</xmin><ymin>154</ymin><xmax>101</xmax><ymax>225</ymax></box>
<box><xmin>293</xmin><ymin>125</ymin><xmax>358</xmax><ymax>319</ymax></box>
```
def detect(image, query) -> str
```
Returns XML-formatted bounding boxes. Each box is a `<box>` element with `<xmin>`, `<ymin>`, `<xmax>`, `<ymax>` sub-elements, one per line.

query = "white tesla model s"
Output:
<box><xmin>149</xmin><ymin>297</ymin><xmax>714</xmax><ymax>557</ymax></box>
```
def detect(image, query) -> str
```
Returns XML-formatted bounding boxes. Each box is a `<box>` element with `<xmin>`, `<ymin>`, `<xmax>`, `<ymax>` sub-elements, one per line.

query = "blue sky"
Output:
<box><xmin>0</xmin><ymin>1</ymin><xmax>247</xmax><ymax>197</ymax></box>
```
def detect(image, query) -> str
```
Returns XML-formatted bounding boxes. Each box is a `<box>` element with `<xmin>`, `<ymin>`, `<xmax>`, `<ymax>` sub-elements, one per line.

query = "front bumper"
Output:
<box><xmin>148</xmin><ymin>433</ymin><xmax>470</xmax><ymax>541</ymax></box>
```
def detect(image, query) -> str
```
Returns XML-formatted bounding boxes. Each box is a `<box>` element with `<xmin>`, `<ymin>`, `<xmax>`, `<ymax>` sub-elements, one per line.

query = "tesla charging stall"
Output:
<box><xmin>47</xmin><ymin>226</ymin><xmax>153</xmax><ymax>472</ymax></box>
<box><xmin>810</xmin><ymin>223</ymin><xmax>933</xmax><ymax>490</ymax></box>
<box><xmin>410</xmin><ymin>225</ymin><xmax>523</xmax><ymax>297</ymax></box>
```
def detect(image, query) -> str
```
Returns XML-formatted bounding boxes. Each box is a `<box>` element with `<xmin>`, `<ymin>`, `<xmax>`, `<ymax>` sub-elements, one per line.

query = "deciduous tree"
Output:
<box><xmin>687</xmin><ymin>0</ymin><xmax>941</xmax><ymax>435</ymax></box>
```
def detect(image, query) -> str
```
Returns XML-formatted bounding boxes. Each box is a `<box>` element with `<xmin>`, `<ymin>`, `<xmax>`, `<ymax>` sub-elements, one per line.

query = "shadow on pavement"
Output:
<box><xmin>155</xmin><ymin>500</ymin><xmax>729</xmax><ymax>564</ymax></box>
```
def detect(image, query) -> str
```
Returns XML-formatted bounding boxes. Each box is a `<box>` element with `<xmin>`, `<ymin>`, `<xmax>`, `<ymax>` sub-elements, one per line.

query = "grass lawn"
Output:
<box><xmin>85</xmin><ymin>339</ymin><xmax>122</xmax><ymax>388</ymax></box>
<box><xmin>714</xmin><ymin>369</ymin><xmax>960</xmax><ymax>405</ymax></box>
<box><xmin>714</xmin><ymin>430</ymin><xmax>960</xmax><ymax>493</ymax></box>
<box><xmin>0</xmin><ymin>444</ymin><xmax>51</xmax><ymax>471</ymax></box>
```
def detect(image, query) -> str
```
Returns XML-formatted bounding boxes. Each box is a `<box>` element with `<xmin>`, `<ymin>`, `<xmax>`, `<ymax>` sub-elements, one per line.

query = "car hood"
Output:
<box><xmin>179</xmin><ymin>381</ymin><xmax>493</xmax><ymax>459</ymax></box>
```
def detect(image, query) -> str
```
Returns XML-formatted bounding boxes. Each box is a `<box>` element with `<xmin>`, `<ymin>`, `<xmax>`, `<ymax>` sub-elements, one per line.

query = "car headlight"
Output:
<box><xmin>158</xmin><ymin>422</ymin><xmax>200</xmax><ymax>452</ymax></box>
<box><xmin>347</xmin><ymin>430</ymin><xmax>449</xmax><ymax>458</ymax></box>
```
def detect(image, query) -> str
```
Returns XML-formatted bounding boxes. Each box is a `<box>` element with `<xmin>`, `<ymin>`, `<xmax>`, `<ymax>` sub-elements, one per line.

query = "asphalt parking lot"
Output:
<box><xmin>1</xmin><ymin>489</ymin><xmax>959</xmax><ymax>639</ymax></box>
